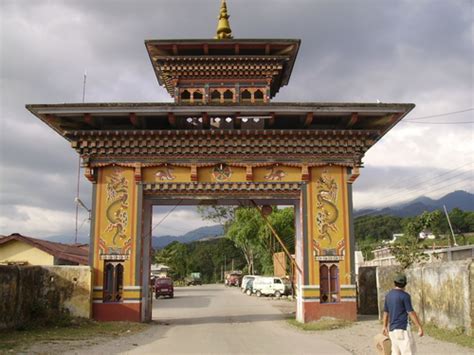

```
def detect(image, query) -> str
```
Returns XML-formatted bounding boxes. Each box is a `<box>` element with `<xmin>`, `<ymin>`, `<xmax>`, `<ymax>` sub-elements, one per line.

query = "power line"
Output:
<box><xmin>358</xmin><ymin>173</ymin><xmax>472</xmax><ymax>216</ymax></box>
<box><xmin>354</xmin><ymin>191</ymin><xmax>473</xmax><ymax>234</ymax></box>
<box><xmin>354</xmin><ymin>166</ymin><xmax>473</xmax><ymax>217</ymax></box>
<box><xmin>405</xmin><ymin>108</ymin><xmax>473</xmax><ymax>121</ymax></box>
<box><xmin>364</xmin><ymin>161</ymin><xmax>473</xmax><ymax>195</ymax></box>
<box><xmin>360</xmin><ymin>162</ymin><xmax>473</xmax><ymax>206</ymax></box>
<box><xmin>354</xmin><ymin>175</ymin><xmax>473</xmax><ymax>220</ymax></box>
<box><xmin>151</xmin><ymin>200</ymin><xmax>183</xmax><ymax>234</ymax></box>
<box><xmin>354</xmin><ymin>177</ymin><xmax>473</xmax><ymax>229</ymax></box>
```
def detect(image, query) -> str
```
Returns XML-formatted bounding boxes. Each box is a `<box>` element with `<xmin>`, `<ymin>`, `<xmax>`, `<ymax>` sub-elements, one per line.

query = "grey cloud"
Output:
<box><xmin>0</xmin><ymin>0</ymin><xmax>472</xmax><ymax>237</ymax></box>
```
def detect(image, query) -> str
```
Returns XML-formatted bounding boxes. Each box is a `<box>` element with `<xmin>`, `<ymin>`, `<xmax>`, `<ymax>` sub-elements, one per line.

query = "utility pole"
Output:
<box><xmin>443</xmin><ymin>205</ymin><xmax>458</xmax><ymax>247</ymax></box>
<box><xmin>74</xmin><ymin>70</ymin><xmax>87</xmax><ymax>244</ymax></box>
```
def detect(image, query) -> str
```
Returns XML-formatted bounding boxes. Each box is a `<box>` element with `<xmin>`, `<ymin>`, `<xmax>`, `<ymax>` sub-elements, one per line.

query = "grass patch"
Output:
<box><xmin>425</xmin><ymin>323</ymin><xmax>473</xmax><ymax>349</ymax></box>
<box><xmin>287</xmin><ymin>317</ymin><xmax>352</xmax><ymax>331</ymax></box>
<box><xmin>0</xmin><ymin>318</ymin><xmax>149</xmax><ymax>352</ymax></box>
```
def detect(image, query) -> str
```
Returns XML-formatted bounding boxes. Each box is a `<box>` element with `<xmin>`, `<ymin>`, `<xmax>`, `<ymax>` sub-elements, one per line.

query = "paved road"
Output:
<box><xmin>122</xmin><ymin>284</ymin><xmax>350</xmax><ymax>354</ymax></box>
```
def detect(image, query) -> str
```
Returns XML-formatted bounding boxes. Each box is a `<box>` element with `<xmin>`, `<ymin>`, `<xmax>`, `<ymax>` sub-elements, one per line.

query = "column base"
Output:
<box><xmin>301</xmin><ymin>300</ymin><xmax>357</xmax><ymax>322</ymax></box>
<box><xmin>93</xmin><ymin>303</ymin><xmax>142</xmax><ymax>322</ymax></box>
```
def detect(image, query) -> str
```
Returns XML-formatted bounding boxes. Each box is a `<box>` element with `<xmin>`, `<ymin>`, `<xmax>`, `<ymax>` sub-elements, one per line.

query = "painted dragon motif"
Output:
<box><xmin>264</xmin><ymin>166</ymin><xmax>286</xmax><ymax>181</ymax></box>
<box><xmin>155</xmin><ymin>166</ymin><xmax>175</xmax><ymax>181</ymax></box>
<box><xmin>315</xmin><ymin>169</ymin><xmax>339</xmax><ymax>244</ymax></box>
<box><xmin>104</xmin><ymin>169</ymin><xmax>129</xmax><ymax>245</ymax></box>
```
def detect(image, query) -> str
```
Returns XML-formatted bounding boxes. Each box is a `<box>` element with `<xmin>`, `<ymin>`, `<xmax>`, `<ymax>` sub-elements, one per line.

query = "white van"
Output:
<box><xmin>252</xmin><ymin>276</ymin><xmax>291</xmax><ymax>297</ymax></box>
<box><xmin>241</xmin><ymin>275</ymin><xmax>257</xmax><ymax>293</ymax></box>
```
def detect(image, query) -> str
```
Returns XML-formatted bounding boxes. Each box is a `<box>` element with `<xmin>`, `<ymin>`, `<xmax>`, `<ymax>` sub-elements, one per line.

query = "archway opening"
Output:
<box><xmin>147</xmin><ymin>199</ymin><xmax>298</xmax><ymax>323</ymax></box>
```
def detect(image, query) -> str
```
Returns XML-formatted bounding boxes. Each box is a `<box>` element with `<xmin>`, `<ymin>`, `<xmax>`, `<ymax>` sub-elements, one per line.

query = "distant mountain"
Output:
<box><xmin>437</xmin><ymin>190</ymin><xmax>474</xmax><ymax>211</ymax></box>
<box><xmin>41</xmin><ymin>225</ymin><xmax>224</xmax><ymax>249</ymax></box>
<box><xmin>152</xmin><ymin>224</ymin><xmax>224</xmax><ymax>249</ymax></box>
<box><xmin>355</xmin><ymin>190</ymin><xmax>474</xmax><ymax>218</ymax></box>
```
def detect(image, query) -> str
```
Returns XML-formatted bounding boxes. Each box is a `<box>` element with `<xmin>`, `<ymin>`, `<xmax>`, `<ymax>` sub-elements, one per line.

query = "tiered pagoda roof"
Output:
<box><xmin>26</xmin><ymin>0</ymin><xmax>414</xmax><ymax>168</ymax></box>
<box><xmin>145</xmin><ymin>38</ymin><xmax>300</xmax><ymax>98</ymax></box>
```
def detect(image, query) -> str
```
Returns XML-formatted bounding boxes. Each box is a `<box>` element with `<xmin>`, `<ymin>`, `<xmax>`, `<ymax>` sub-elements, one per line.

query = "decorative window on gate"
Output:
<box><xmin>103</xmin><ymin>261</ymin><xmax>124</xmax><ymax>302</ymax></box>
<box><xmin>319</xmin><ymin>262</ymin><xmax>339</xmax><ymax>304</ymax></box>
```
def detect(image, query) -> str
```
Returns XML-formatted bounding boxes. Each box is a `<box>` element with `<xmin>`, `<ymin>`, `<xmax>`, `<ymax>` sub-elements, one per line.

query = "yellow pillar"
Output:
<box><xmin>90</xmin><ymin>166</ymin><xmax>143</xmax><ymax>321</ymax></box>
<box><xmin>299</xmin><ymin>166</ymin><xmax>357</xmax><ymax>321</ymax></box>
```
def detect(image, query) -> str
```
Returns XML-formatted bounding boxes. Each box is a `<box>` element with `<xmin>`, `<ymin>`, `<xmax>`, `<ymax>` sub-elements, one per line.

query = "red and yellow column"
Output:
<box><xmin>299</xmin><ymin>166</ymin><xmax>357</xmax><ymax>322</ymax></box>
<box><xmin>90</xmin><ymin>166</ymin><xmax>142</xmax><ymax>321</ymax></box>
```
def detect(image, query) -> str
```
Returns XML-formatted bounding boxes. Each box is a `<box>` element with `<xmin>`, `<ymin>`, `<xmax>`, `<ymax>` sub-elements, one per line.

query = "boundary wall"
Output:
<box><xmin>376</xmin><ymin>260</ymin><xmax>472</xmax><ymax>335</ymax></box>
<box><xmin>0</xmin><ymin>265</ymin><xmax>91</xmax><ymax>329</ymax></box>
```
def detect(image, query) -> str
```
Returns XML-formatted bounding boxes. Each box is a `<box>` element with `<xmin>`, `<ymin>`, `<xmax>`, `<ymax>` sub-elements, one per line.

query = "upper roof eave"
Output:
<box><xmin>144</xmin><ymin>38</ymin><xmax>301</xmax><ymax>92</ymax></box>
<box><xmin>144</xmin><ymin>38</ymin><xmax>301</xmax><ymax>45</ymax></box>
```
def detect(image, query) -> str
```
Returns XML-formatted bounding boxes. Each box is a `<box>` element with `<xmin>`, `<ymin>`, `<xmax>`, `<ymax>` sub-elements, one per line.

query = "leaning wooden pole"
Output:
<box><xmin>250</xmin><ymin>200</ymin><xmax>303</xmax><ymax>275</ymax></box>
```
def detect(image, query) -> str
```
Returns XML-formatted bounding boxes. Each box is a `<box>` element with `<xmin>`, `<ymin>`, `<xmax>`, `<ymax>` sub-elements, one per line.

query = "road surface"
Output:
<box><xmin>124</xmin><ymin>284</ymin><xmax>350</xmax><ymax>354</ymax></box>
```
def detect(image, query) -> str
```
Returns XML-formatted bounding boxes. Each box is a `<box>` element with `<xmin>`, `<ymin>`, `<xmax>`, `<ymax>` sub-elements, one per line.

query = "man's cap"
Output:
<box><xmin>394</xmin><ymin>273</ymin><xmax>407</xmax><ymax>284</ymax></box>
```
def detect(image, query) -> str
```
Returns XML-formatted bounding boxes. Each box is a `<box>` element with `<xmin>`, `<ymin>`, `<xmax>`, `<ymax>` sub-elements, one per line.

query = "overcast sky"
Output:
<box><xmin>0</xmin><ymin>0</ymin><xmax>472</xmax><ymax>241</ymax></box>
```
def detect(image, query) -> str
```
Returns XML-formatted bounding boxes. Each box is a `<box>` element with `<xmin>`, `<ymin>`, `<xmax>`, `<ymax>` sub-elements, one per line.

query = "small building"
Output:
<box><xmin>359</xmin><ymin>244</ymin><xmax>474</xmax><ymax>268</ymax></box>
<box><xmin>150</xmin><ymin>263</ymin><xmax>169</xmax><ymax>278</ymax></box>
<box><xmin>0</xmin><ymin>233</ymin><xmax>89</xmax><ymax>266</ymax></box>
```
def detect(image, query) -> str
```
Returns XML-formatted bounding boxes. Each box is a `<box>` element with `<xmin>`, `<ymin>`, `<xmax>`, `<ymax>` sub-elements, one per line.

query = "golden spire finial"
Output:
<box><xmin>215</xmin><ymin>0</ymin><xmax>233</xmax><ymax>39</ymax></box>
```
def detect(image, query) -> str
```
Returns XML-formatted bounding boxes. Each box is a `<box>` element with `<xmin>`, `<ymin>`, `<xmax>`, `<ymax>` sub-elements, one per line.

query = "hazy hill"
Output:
<box><xmin>41</xmin><ymin>225</ymin><xmax>224</xmax><ymax>248</ymax></box>
<box><xmin>355</xmin><ymin>190</ymin><xmax>473</xmax><ymax>218</ymax></box>
<box><xmin>152</xmin><ymin>224</ymin><xmax>224</xmax><ymax>249</ymax></box>
<box><xmin>40</xmin><ymin>191</ymin><xmax>473</xmax><ymax>245</ymax></box>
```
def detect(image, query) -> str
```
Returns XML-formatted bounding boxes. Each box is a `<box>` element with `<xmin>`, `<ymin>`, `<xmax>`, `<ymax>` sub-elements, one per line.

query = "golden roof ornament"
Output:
<box><xmin>215</xmin><ymin>0</ymin><xmax>233</xmax><ymax>39</ymax></box>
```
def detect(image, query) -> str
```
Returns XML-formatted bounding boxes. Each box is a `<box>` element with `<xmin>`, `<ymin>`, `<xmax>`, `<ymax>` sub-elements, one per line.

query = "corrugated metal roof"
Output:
<box><xmin>0</xmin><ymin>233</ymin><xmax>89</xmax><ymax>265</ymax></box>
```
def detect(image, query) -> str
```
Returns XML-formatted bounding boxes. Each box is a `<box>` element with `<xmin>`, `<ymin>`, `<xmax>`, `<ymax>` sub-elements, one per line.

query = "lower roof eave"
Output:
<box><xmin>26</xmin><ymin>102</ymin><xmax>415</xmax><ymax>115</ymax></box>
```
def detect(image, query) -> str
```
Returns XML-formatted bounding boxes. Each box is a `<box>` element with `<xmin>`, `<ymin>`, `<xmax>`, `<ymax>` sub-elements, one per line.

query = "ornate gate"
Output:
<box><xmin>27</xmin><ymin>1</ymin><xmax>414</xmax><ymax>322</ymax></box>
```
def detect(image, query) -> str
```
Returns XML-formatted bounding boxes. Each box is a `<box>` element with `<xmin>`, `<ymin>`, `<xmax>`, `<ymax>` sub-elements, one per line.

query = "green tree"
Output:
<box><xmin>197</xmin><ymin>205</ymin><xmax>236</xmax><ymax>232</ymax></box>
<box><xmin>258</xmin><ymin>207</ymin><xmax>295</xmax><ymax>274</ymax></box>
<box><xmin>225</xmin><ymin>206</ymin><xmax>295</xmax><ymax>275</ymax></box>
<box><xmin>226</xmin><ymin>207</ymin><xmax>263</xmax><ymax>274</ymax></box>
<box><xmin>154</xmin><ymin>241</ymin><xmax>189</xmax><ymax>280</ymax></box>
<box><xmin>448</xmin><ymin>208</ymin><xmax>471</xmax><ymax>245</ymax></box>
<box><xmin>390</xmin><ymin>211</ymin><xmax>443</xmax><ymax>269</ymax></box>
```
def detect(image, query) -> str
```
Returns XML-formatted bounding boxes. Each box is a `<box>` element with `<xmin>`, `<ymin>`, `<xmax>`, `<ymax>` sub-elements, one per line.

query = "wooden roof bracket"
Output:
<box><xmin>168</xmin><ymin>112</ymin><xmax>176</xmax><ymax>128</ymax></box>
<box><xmin>191</xmin><ymin>165</ymin><xmax>198</xmax><ymax>182</ymax></box>
<box><xmin>202</xmin><ymin>112</ymin><xmax>210</xmax><ymax>129</ymax></box>
<box><xmin>303</xmin><ymin>112</ymin><xmax>314</xmax><ymax>128</ymax></box>
<box><xmin>347</xmin><ymin>166</ymin><xmax>360</xmax><ymax>184</ymax></box>
<box><xmin>246</xmin><ymin>165</ymin><xmax>253</xmax><ymax>181</ymax></box>
<box><xmin>347</xmin><ymin>112</ymin><xmax>358</xmax><ymax>128</ymax></box>
<box><xmin>130</xmin><ymin>113</ymin><xmax>144</xmax><ymax>129</ymax></box>
<box><xmin>84</xmin><ymin>113</ymin><xmax>100</xmax><ymax>128</ymax></box>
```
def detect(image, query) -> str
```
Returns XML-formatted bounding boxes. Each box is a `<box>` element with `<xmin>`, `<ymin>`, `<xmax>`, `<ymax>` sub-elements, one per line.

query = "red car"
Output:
<box><xmin>154</xmin><ymin>277</ymin><xmax>174</xmax><ymax>298</ymax></box>
<box><xmin>225</xmin><ymin>272</ymin><xmax>242</xmax><ymax>287</ymax></box>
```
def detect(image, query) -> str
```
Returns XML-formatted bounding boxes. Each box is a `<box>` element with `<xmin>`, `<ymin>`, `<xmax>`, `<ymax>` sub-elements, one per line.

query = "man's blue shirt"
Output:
<box><xmin>383</xmin><ymin>288</ymin><xmax>414</xmax><ymax>331</ymax></box>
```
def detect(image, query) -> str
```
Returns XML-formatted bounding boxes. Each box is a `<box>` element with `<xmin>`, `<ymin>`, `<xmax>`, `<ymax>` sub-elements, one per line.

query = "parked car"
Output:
<box><xmin>225</xmin><ymin>271</ymin><xmax>242</xmax><ymax>287</ymax></box>
<box><xmin>252</xmin><ymin>276</ymin><xmax>291</xmax><ymax>297</ymax></box>
<box><xmin>241</xmin><ymin>275</ymin><xmax>258</xmax><ymax>293</ymax></box>
<box><xmin>185</xmin><ymin>272</ymin><xmax>202</xmax><ymax>286</ymax></box>
<box><xmin>155</xmin><ymin>277</ymin><xmax>174</xmax><ymax>298</ymax></box>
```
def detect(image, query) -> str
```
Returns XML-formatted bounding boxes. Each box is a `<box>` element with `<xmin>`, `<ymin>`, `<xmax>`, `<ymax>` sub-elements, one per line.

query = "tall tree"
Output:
<box><xmin>390</xmin><ymin>211</ymin><xmax>443</xmax><ymax>269</ymax></box>
<box><xmin>226</xmin><ymin>207</ymin><xmax>262</xmax><ymax>274</ymax></box>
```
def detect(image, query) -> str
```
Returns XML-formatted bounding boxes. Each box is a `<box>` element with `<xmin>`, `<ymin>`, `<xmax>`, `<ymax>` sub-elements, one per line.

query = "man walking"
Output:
<box><xmin>382</xmin><ymin>273</ymin><xmax>424</xmax><ymax>355</ymax></box>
